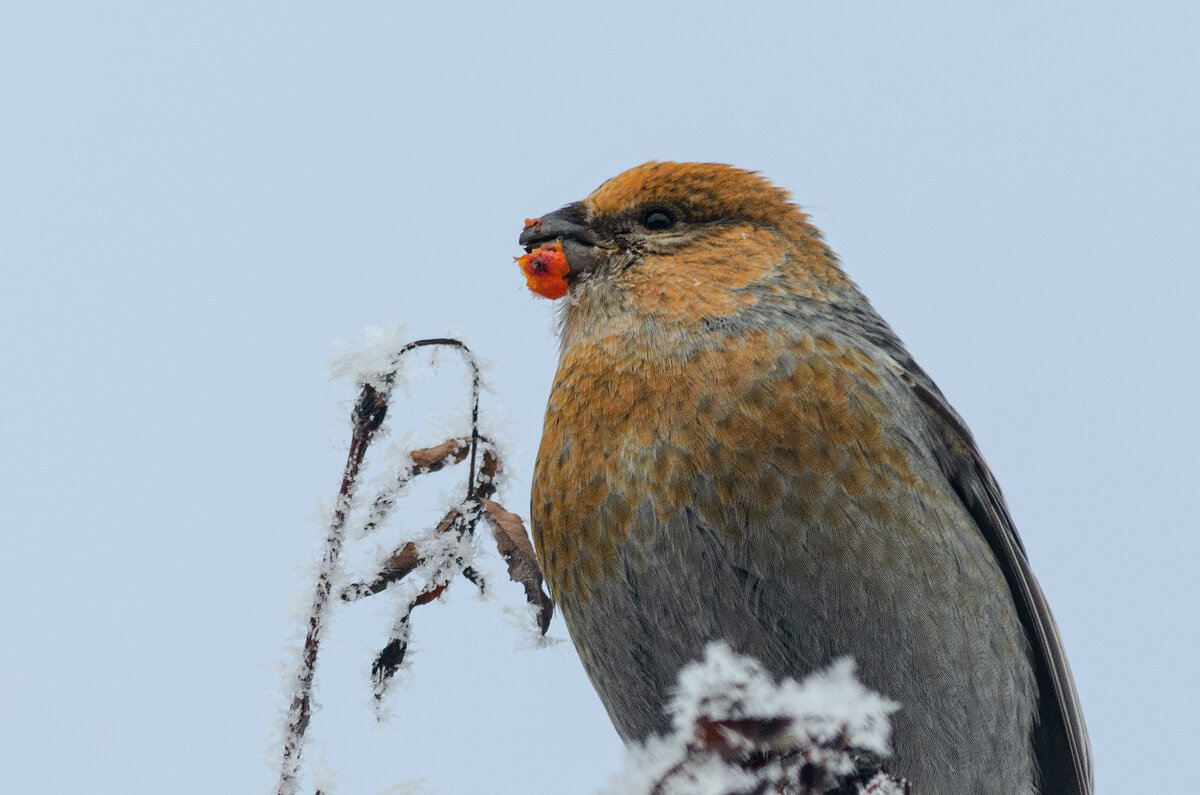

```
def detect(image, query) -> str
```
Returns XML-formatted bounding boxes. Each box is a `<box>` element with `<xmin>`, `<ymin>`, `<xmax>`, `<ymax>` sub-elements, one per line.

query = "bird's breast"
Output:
<box><xmin>531</xmin><ymin>327</ymin><xmax>936</xmax><ymax>601</ymax></box>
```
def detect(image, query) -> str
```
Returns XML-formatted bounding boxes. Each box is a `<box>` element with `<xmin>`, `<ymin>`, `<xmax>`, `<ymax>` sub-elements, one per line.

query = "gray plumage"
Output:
<box><xmin>525</xmin><ymin>161</ymin><xmax>1092</xmax><ymax>794</ymax></box>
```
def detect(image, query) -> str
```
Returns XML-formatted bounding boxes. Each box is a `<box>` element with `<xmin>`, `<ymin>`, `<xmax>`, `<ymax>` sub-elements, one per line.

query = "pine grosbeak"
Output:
<box><xmin>517</xmin><ymin>162</ymin><xmax>1091</xmax><ymax>794</ymax></box>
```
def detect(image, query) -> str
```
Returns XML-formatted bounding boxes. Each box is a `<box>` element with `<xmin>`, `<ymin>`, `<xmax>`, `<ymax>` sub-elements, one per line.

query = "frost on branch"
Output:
<box><xmin>611</xmin><ymin>644</ymin><xmax>909</xmax><ymax>795</ymax></box>
<box><xmin>275</xmin><ymin>334</ymin><xmax>554</xmax><ymax>795</ymax></box>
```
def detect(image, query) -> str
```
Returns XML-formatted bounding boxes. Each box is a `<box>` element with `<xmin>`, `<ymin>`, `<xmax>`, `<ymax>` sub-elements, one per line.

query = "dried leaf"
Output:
<box><xmin>479</xmin><ymin>497</ymin><xmax>554</xmax><ymax>633</ymax></box>
<box><xmin>371</xmin><ymin>633</ymin><xmax>408</xmax><ymax>696</ymax></box>
<box><xmin>694</xmin><ymin>715</ymin><xmax>796</xmax><ymax>759</ymax></box>
<box><xmin>341</xmin><ymin>541</ymin><xmax>420</xmax><ymax>602</ymax></box>
<box><xmin>474</xmin><ymin>447</ymin><xmax>499</xmax><ymax>498</ymax></box>
<box><xmin>410</xmin><ymin>437</ymin><xmax>470</xmax><ymax>473</ymax></box>
<box><xmin>344</xmin><ymin>504</ymin><xmax>470</xmax><ymax>602</ymax></box>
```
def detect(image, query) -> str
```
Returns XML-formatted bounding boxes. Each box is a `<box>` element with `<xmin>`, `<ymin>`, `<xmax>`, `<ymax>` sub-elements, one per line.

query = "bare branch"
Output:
<box><xmin>277</xmin><ymin>383</ymin><xmax>390</xmax><ymax>795</ymax></box>
<box><xmin>279</xmin><ymin>337</ymin><xmax>556</xmax><ymax>791</ymax></box>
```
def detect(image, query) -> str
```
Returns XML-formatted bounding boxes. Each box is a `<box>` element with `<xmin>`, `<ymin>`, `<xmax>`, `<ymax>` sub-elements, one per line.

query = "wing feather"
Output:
<box><xmin>881</xmin><ymin>353</ymin><xmax>1093</xmax><ymax>795</ymax></box>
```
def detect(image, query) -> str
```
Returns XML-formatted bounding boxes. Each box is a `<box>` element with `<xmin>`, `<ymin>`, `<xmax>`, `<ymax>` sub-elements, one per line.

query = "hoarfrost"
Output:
<box><xmin>608</xmin><ymin>643</ymin><xmax>901</xmax><ymax>795</ymax></box>
<box><xmin>501</xmin><ymin>603</ymin><xmax>563</xmax><ymax>651</ymax></box>
<box><xmin>859</xmin><ymin>771</ymin><xmax>910</xmax><ymax>794</ymax></box>
<box><xmin>328</xmin><ymin>325</ymin><xmax>412</xmax><ymax>390</ymax></box>
<box><xmin>670</xmin><ymin>644</ymin><xmax>896</xmax><ymax>757</ymax></box>
<box><xmin>412</xmin><ymin>501</ymin><xmax>482</xmax><ymax>580</ymax></box>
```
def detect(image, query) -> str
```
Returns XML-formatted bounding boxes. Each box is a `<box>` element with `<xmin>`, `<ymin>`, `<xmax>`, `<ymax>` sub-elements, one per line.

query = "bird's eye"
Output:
<box><xmin>641</xmin><ymin>209</ymin><xmax>676</xmax><ymax>231</ymax></box>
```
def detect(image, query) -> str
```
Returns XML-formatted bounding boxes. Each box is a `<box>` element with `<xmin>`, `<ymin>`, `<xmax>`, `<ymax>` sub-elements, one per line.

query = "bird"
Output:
<box><xmin>517</xmin><ymin>162</ymin><xmax>1091</xmax><ymax>794</ymax></box>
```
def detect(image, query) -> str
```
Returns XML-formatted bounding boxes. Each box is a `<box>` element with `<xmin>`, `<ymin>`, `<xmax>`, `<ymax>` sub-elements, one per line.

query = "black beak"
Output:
<box><xmin>519</xmin><ymin>201</ymin><xmax>605</xmax><ymax>281</ymax></box>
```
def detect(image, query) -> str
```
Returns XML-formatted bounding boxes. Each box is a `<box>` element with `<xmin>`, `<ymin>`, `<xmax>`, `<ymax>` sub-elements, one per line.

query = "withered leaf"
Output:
<box><xmin>341</xmin><ymin>541</ymin><xmax>420</xmax><ymax>602</ymax></box>
<box><xmin>409</xmin><ymin>437</ymin><xmax>470</xmax><ymax>473</ymax></box>
<box><xmin>342</xmin><ymin>505</ymin><xmax>466</xmax><ymax>602</ymax></box>
<box><xmin>479</xmin><ymin>497</ymin><xmax>554</xmax><ymax>634</ymax></box>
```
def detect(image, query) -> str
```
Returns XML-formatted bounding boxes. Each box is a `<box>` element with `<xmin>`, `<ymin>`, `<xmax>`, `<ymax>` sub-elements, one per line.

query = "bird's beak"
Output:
<box><xmin>518</xmin><ymin>201</ymin><xmax>605</xmax><ymax>282</ymax></box>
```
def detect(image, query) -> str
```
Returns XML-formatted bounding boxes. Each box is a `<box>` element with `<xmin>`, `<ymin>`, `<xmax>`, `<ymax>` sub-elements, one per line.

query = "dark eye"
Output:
<box><xmin>641</xmin><ymin>208</ymin><xmax>676</xmax><ymax>231</ymax></box>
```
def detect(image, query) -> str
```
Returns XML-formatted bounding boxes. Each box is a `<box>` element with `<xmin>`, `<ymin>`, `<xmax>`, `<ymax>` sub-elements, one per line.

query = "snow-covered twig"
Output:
<box><xmin>612</xmin><ymin>644</ymin><xmax>909</xmax><ymax>795</ymax></box>
<box><xmin>276</xmin><ymin>336</ymin><xmax>553</xmax><ymax>795</ymax></box>
<box><xmin>278</xmin><ymin>383</ymin><xmax>389</xmax><ymax>795</ymax></box>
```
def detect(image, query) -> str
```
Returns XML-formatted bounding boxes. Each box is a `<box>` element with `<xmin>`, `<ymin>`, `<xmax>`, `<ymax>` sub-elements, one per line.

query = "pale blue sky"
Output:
<box><xmin>1</xmin><ymin>2</ymin><xmax>1196</xmax><ymax>793</ymax></box>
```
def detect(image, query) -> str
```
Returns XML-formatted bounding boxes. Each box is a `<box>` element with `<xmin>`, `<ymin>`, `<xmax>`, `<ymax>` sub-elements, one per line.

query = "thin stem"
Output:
<box><xmin>277</xmin><ymin>384</ymin><xmax>389</xmax><ymax>795</ymax></box>
<box><xmin>277</xmin><ymin>338</ymin><xmax>481</xmax><ymax>794</ymax></box>
<box><xmin>387</xmin><ymin>339</ymin><xmax>481</xmax><ymax>499</ymax></box>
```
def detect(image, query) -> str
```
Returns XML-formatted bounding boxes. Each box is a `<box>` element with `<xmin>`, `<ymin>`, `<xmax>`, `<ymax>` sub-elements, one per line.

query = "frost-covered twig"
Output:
<box><xmin>276</xmin><ymin>336</ymin><xmax>553</xmax><ymax>795</ymax></box>
<box><xmin>611</xmin><ymin>644</ymin><xmax>909</xmax><ymax>795</ymax></box>
<box><xmin>278</xmin><ymin>384</ymin><xmax>389</xmax><ymax>795</ymax></box>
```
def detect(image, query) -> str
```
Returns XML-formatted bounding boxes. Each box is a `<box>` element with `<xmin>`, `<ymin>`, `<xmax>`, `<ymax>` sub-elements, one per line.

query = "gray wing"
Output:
<box><xmin>873</xmin><ymin>343</ymin><xmax>1093</xmax><ymax>795</ymax></box>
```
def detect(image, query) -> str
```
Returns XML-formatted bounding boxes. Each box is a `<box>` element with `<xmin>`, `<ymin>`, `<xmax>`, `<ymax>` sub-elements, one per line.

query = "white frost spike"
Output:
<box><xmin>413</xmin><ymin>506</ymin><xmax>480</xmax><ymax>584</ymax></box>
<box><xmin>670</xmin><ymin>643</ymin><xmax>897</xmax><ymax>756</ymax></box>
<box><xmin>502</xmin><ymin>603</ymin><xmax>564</xmax><ymax>651</ymax></box>
<box><xmin>329</xmin><ymin>324</ymin><xmax>412</xmax><ymax>390</ymax></box>
<box><xmin>608</xmin><ymin>643</ymin><xmax>901</xmax><ymax>795</ymax></box>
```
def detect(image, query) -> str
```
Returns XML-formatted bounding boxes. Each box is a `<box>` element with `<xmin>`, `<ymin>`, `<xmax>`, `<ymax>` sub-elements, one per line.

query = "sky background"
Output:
<box><xmin>2</xmin><ymin>2</ymin><xmax>1197</xmax><ymax>793</ymax></box>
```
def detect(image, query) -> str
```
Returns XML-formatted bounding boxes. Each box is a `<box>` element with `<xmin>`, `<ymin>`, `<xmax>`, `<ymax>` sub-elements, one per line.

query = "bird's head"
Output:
<box><xmin>516</xmin><ymin>162</ymin><xmax>848</xmax><ymax>348</ymax></box>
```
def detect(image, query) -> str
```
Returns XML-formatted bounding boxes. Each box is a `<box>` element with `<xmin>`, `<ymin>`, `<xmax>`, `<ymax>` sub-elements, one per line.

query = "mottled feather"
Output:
<box><xmin>525</xmin><ymin>162</ymin><xmax>1091</xmax><ymax>794</ymax></box>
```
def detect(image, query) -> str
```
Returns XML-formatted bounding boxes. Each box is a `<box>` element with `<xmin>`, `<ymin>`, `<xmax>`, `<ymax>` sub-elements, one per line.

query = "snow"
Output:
<box><xmin>328</xmin><ymin>325</ymin><xmax>413</xmax><ymax>391</ymax></box>
<box><xmin>608</xmin><ymin>643</ymin><xmax>900</xmax><ymax>795</ymax></box>
<box><xmin>670</xmin><ymin>645</ymin><xmax>897</xmax><ymax>756</ymax></box>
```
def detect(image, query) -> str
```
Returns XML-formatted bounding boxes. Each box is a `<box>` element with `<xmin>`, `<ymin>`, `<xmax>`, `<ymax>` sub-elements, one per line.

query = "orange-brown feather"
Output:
<box><xmin>533</xmin><ymin>331</ymin><xmax>927</xmax><ymax>601</ymax></box>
